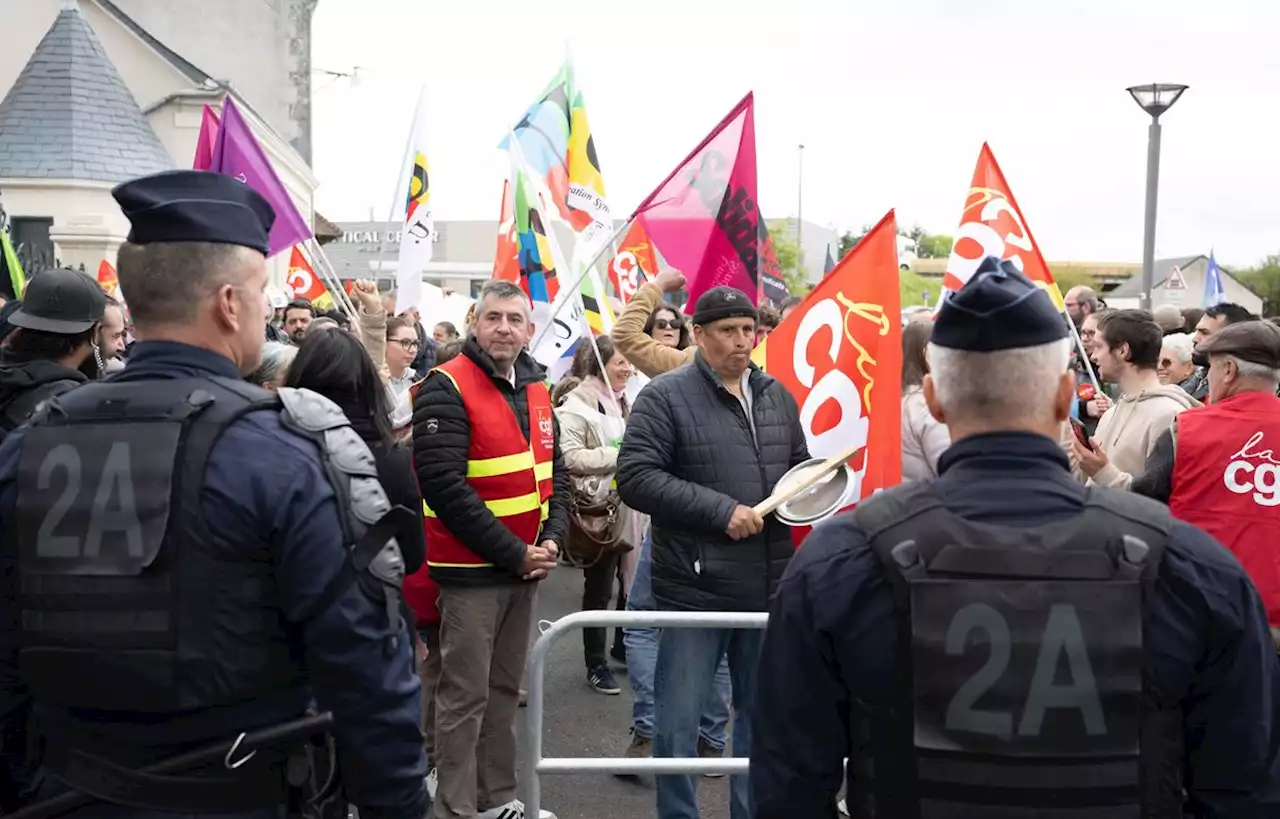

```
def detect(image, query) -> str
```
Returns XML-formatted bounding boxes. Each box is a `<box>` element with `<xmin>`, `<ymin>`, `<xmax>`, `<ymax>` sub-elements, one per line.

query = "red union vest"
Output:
<box><xmin>1169</xmin><ymin>391</ymin><xmax>1280</xmax><ymax>625</ymax></box>
<box><xmin>422</xmin><ymin>354</ymin><xmax>554</xmax><ymax>575</ymax></box>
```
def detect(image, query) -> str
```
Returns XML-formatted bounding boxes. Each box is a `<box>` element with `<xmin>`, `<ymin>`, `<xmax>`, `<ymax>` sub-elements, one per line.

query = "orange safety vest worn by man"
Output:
<box><xmin>411</xmin><ymin>280</ymin><xmax>566</xmax><ymax>819</ymax></box>
<box><xmin>1133</xmin><ymin>320</ymin><xmax>1280</xmax><ymax>634</ymax></box>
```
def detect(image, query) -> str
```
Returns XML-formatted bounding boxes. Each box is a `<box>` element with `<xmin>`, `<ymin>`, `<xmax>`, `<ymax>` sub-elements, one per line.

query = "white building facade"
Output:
<box><xmin>0</xmin><ymin>0</ymin><xmax>318</xmax><ymax>284</ymax></box>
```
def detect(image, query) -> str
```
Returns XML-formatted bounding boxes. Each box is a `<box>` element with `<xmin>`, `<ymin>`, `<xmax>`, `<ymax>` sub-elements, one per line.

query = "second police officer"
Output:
<box><xmin>750</xmin><ymin>257</ymin><xmax>1280</xmax><ymax>818</ymax></box>
<box><xmin>0</xmin><ymin>170</ymin><xmax>428</xmax><ymax>818</ymax></box>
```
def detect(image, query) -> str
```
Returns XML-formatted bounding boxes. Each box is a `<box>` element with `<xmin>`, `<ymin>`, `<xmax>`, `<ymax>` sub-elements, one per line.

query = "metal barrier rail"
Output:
<box><xmin>521</xmin><ymin>610</ymin><xmax>769</xmax><ymax>818</ymax></box>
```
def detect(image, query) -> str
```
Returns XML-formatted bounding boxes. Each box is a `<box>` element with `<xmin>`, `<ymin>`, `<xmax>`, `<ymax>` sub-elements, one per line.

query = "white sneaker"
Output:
<box><xmin>476</xmin><ymin>799</ymin><xmax>557</xmax><ymax>819</ymax></box>
<box><xmin>837</xmin><ymin>797</ymin><xmax>849</xmax><ymax>816</ymax></box>
<box><xmin>425</xmin><ymin>767</ymin><xmax>437</xmax><ymax>800</ymax></box>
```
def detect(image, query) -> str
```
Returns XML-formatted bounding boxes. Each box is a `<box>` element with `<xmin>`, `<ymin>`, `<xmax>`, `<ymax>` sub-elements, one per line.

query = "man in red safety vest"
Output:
<box><xmin>1133</xmin><ymin>320</ymin><xmax>1280</xmax><ymax>643</ymax></box>
<box><xmin>410</xmin><ymin>279</ymin><xmax>569</xmax><ymax>819</ymax></box>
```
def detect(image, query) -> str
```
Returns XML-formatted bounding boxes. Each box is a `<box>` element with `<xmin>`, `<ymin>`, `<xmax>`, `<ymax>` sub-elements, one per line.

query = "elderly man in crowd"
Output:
<box><xmin>617</xmin><ymin>285</ymin><xmax>810</xmax><ymax>819</ymax></box>
<box><xmin>1133</xmin><ymin>320</ymin><xmax>1280</xmax><ymax>644</ymax></box>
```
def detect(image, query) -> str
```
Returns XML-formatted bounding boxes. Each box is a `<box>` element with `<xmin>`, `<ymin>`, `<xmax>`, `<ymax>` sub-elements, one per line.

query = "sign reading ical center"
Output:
<box><xmin>338</xmin><ymin>230</ymin><xmax>441</xmax><ymax>251</ymax></box>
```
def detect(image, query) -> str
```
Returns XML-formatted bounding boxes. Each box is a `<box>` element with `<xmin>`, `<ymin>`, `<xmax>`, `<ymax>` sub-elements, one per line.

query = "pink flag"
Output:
<box><xmin>192</xmin><ymin>105</ymin><xmax>220</xmax><ymax>170</ymax></box>
<box><xmin>209</xmin><ymin>96</ymin><xmax>313</xmax><ymax>257</ymax></box>
<box><xmin>633</xmin><ymin>92</ymin><xmax>759</xmax><ymax>306</ymax></box>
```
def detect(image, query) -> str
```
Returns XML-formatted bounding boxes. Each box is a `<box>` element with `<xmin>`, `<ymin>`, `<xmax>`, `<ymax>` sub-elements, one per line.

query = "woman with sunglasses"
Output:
<box><xmin>610</xmin><ymin>268</ymin><xmax>694</xmax><ymax>379</ymax></box>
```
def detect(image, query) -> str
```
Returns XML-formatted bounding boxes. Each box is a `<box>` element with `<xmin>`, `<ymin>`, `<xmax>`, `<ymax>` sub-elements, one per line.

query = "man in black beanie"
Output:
<box><xmin>749</xmin><ymin>256</ymin><xmax>1280</xmax><ymax>818</ymax></box>
<box><xmin>617</xmin><ymin>285</ymin><xmax>810</xmax><ymax>819</ymax></box>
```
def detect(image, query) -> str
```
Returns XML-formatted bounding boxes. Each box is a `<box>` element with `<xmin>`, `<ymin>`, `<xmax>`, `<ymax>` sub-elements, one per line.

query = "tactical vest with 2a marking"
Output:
<box><xmin>846</xmin><ymin>483</ymin><xmax>1185</xmax><ymax>819</ymax></box>
<box><xmin>13</xmin><ymin>377</ymin><xmax>411</xmax><ymax>715</ymax></box>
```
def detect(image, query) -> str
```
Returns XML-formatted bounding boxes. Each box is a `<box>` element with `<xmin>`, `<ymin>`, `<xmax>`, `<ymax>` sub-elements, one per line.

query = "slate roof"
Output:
<box><xmin>0</xmin><ymin>3</ymin><xmax>173</xmax><ymax>183</ymax></box>
<box><xmin>1107</xmin><ymin>256</ymin><xmax>1205</xmax><ymax>296</ymax></box>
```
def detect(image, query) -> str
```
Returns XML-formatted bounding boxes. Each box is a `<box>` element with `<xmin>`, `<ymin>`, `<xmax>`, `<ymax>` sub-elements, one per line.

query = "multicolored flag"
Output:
<box><xmin>0</xmin><ymin>230</ymin><xmax>26</xmax><ymax>300</ymax></box>
<box><xmin>1203</xmin><ymin>248</ymin><xmax>1225</xmax><ymax>307</ymax></box>
<box><xmin>942</xmin><ymin>143</ymin><xmax>1063</xmax><ymax>309</ymax></box>
<box><xmin>193</xmin><ymin>105</ymin><xmax>219</xmax><ymax>171</ymax></box>
<box><xmin>632</xmin><ymin>92</ymin><xmax>759</xmax><ymax>307</ymax></box>
<box><xmin>753</xmin><ymin>211</ymin><xmax>903</xmax><ymax>544</ymax></box>
<box><xmin>286</xmin><ymin>246</ymin><xmax>333</xmax><ymax>309</ymax></box>
<box><xmin>501</xmin><ymin>60</ymin><xmax>610</xmax><ymax>245</ymax></box>
<box><xmin>208</xmin><ymin>96</ymin><xmax>313</xmax><ymax>258</ymax></box>
<box><xmin>394</xmin><ymin>90</ymin><xmax>433</xmax><ymax>314</ymax></box>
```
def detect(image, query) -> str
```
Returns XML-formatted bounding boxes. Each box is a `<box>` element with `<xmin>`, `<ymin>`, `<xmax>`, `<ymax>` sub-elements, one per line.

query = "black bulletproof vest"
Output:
<box><xmin>13</xmin><ymin>376</ymin><xmax>298</xmax><ymax>713</ymax></box>
<box><xmin>847</xmin><ymin>483</ymin><xmax>1185</xmax><ymax>819</ymax></box>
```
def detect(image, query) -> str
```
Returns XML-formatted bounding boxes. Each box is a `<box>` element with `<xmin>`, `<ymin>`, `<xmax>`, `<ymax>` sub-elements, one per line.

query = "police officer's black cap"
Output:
<box><xmin>111</xmin><ymin>170</ymin><xmax>277</xmax><ymax>256</ymax></box>
<box><xmin>692</xmin><ymin>286</ymin><xmax>757</xmax><ymax>326</ymax></box>
<box><xmin>1196</xmin><ymin>320</ymin><xmax>1280</xmax><ymax>369</ymax></box>
<box><xmin>9</xmin><ymin>268</ymin><xmax>106</xmax><ymax>335</ymax></box>
<box><xmin>932</xmin><ymin>257</ymin><xmax>1068</xmax><ymax>352</ymax></box>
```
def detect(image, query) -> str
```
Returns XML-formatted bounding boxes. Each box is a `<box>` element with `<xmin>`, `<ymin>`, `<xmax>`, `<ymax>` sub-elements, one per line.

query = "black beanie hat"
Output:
<box><xmin>692</xmin><ymin>286</ymin><xmax>757</xmax><ymax>326</ymax></box>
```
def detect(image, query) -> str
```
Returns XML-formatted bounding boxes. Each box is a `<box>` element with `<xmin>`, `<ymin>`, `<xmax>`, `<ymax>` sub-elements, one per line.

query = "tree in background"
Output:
<box><xmin>840</xmin><ymin>223</ymin><xmax>953</xmax><ymax>260</ymax></box>
<box><xmin>839</xmin><ymin>226</ymin><xmax>870</xmax><ymax>259</ymax></box>
<box><xmin>1235</xmin><ymin>254</ymin><xmax>1280</xmax><ymax>315</ymax></box>
<box><xmin>769</xmin><ymin>220</ymin><xmax>810</xmax><ymax>295</ymax></box>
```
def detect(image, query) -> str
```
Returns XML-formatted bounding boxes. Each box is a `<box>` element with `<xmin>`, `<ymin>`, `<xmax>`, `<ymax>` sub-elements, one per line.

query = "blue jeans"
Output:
<box><xmin>654</xmin><ymin>625</ymin><xmax>764</xmax><ymax>819</ymax></box>
<box><xmin>623</xmin><ymin>531</ymin><xmax>731</xmax><ymax>747</ymax></box>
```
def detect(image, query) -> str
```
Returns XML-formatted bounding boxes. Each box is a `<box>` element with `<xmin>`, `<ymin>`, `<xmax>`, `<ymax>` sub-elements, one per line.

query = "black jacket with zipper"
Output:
<box><xmin>617</xmin><ymin>351</ymin><xmax>810</xmax><ymax>612</ymax></box>
<box><xmin>0</xmin><ymin>357</ymin><xmax>88</xmax><ymax>436</ymax></box>
<box><xmin>411</xmin><ymin>338</ymin><xmax>570</xmax><ymax>586</ymax></box>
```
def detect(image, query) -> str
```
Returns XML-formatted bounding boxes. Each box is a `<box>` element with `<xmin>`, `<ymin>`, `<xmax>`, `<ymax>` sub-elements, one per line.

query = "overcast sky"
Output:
<box><xmin>310</xmin><ymin>0</ymin><xmax>1280</xmax><ymax>268</ymax></box>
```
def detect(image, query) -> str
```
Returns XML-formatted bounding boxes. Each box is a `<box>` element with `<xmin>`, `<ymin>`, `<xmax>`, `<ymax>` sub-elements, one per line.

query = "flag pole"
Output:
<box><xmin>375</xmin><ymin>85</ymin><xmax>426</xmax><ymax>310</ymax></box>
<box><xmin>304</xmin><ymin>240</ymin><xmax>359</xmax><ymax>318</ymax></box>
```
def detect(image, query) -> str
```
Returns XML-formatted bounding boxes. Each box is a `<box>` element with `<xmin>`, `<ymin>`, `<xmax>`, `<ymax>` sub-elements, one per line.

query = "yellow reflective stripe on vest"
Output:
<box><xmin>468</xmin><ymin>451</ymin><xmax>535</xmax><ymax>477</ymax></box>
<box><xmin>534</xmin><ymin>460</ymin><xmax>553</xmax><ymax>482</ymax></box>
<box><xmin>424</xmin><ymin>497</ymin><xmax>550</xmax><ymax>519</ymax></box>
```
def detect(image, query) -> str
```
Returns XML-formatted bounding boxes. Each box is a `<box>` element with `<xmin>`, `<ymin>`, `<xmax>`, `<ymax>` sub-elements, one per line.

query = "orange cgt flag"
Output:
<box><xmin>606</xmin><ymin>221</ymin><xmax>658</xmax><ymax>304</ymax></box>
<box><xmin>97</xmin><ymin>259</ymin><xmax>118</xmax><ymax>295</ymax></box>
<box><xmin>943</xmin><ymin>143</ymin><xmax>1064</xmax><ymax>311</ymax></box>
<box><xmin>285</xmin><ymin>246</ymin><xmax>333</xmax><ymax>309</ymax></box>
<box><xmin>753</xmin><ymin>211</ymin><xmax>903</xmax><ymax>544</ymax></box>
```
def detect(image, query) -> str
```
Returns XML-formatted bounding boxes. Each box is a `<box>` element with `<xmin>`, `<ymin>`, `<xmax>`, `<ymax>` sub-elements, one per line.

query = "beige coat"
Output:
<box><xmin>901</xmin><ymin>387</ymin><xmax>951</xmax><ymax>482</ymax></box>
<box><xmin>610</xmin><ymin>282</ymin><xmax>695</xmax><ymax>378</ymax></box>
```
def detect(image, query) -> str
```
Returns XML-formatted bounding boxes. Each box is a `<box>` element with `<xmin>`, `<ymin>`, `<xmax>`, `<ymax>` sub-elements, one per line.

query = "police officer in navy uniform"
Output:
<box><xmin>750</xmin><ymin>257</ymin><xmax>1280</xmax><ymax>819</ymax></box>
<box><xmin>0</xmin><ymin>170</ymin><xmax>428</xmax><ymax>818</ymax></box>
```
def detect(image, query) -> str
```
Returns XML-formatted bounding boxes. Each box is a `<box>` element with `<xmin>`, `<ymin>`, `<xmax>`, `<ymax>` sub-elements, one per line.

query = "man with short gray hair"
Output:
<box><xmin>411</xmin><ymin>278</ymin><xmax>567</xmax><ymax>819</ymax></box>
<box><xmin>1134</xmin><ymin>320</ymin><xmax>1280</xmax><ymax>640</ymax></box>
<box><xmin>751</xmin><ymin>257</ymin><xmax>1280</xmax><ymax>818</ymax></box>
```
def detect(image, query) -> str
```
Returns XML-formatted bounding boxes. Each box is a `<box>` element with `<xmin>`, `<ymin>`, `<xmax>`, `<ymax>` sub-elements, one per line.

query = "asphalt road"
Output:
<box><xmin>515</xmin><ymin>567</ymin><xmax>735</xmax><ymax>819</ymax></box>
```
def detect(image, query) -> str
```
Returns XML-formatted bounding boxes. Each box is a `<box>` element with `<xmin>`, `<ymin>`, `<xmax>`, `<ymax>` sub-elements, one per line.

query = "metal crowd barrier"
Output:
<box><xmin>521</xmin><ymin>610</ymin><xmax>769</xmax><ymax>818</ymax></box>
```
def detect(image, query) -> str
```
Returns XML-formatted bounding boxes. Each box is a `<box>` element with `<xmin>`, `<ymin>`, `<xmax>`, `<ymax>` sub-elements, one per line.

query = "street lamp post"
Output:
<box><xmin>1126</xmin><ymin>83</ymin><xmax>1188</xmax><ymax>311</ymax></box>
<box><xmin>797</xmin><ymin>144</ymin><xmax>805</xmax><ymax>275</ymax></box>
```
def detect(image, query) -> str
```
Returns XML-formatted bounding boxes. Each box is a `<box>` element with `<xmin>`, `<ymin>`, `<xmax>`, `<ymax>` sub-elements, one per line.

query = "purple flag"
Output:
<box><xmin>209</xmin><ymin>96</ymin><xmax>312</xmax><ymax>257</ymax></box>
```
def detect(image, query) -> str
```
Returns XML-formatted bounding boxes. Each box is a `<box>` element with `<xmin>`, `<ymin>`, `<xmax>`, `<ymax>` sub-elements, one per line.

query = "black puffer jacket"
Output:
<box><xmin>617</xmin><ymin>352</ymin><xmax>809</xmax><ymax>612</ymax></box>
<box><xmin>411</xmin><ymin>338</ymin><xmax>570</xmax><ymax>586</ymax></box>
<box><xmin>0</xmin><ymin>357</ymin><xmax>87</xmax><ymax>435</ymax></box>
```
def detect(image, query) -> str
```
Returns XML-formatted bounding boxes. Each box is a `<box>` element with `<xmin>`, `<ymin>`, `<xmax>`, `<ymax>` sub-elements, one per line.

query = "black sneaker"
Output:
<box><xmin>587</xmin><ymin>664</ymin><xmax>621</xmax><ymax>695</ymax></box>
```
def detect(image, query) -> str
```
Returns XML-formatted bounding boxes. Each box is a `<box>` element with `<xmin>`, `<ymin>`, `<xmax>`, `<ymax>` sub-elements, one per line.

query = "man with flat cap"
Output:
<box><xmin>0</xmin><ymin>170</ymin><xmax>428</xmax><ymax>819</ymax></box>
<box><xmin>1133</xmin><ymin>319</ymin><xmax>1280</xmax><ymax>646</ymax></box>
<box><xmin>617</xmin><ymin>285</ymin><xmax>809</xmax><ymax>819</ymax></box>
<box><xmin>750</xmin><ymin>257</ymin><xmax>1280</xmax><ymax>819</ymax></box>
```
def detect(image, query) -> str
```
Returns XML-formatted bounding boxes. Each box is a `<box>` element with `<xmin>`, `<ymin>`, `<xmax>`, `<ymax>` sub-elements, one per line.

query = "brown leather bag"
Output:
<box><xmin>564</xmin><ymin>423</ymin><xmax>633</xmax><ymax>566</ymax></box>
<box><xmin>567</xmin><ymin>488</ymin><xmax>629</xmax><ymax>566</ymax></box>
